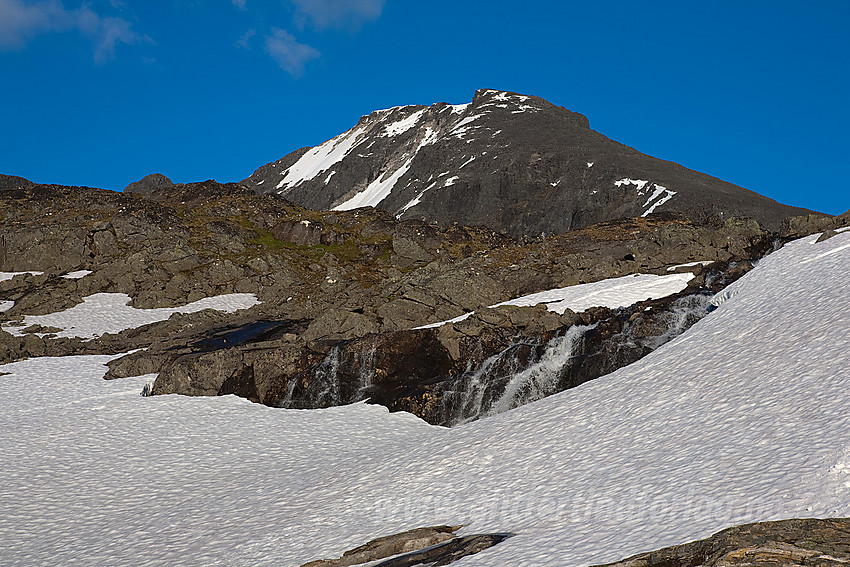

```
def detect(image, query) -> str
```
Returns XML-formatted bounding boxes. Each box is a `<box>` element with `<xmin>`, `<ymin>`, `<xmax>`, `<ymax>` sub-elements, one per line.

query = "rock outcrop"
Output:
<box><xmin>123</xmin><ymin>173</ymin><xmax>174</xmax><ymax>194</ymax></box>
<box><xmin>300</xmin><ymin>525</ymin><xmax>513</xmax><ymax>567</ymax></box>
<box><xmin>592</xmin><ymin>518</ymin><xmax>850</xmax><ymax>567</ymax></box>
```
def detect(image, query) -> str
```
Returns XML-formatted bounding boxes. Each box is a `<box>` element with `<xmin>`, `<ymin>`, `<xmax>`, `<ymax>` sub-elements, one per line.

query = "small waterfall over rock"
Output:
<box><xmin>439</xmin><ymin>325</ymin><xmax>594</xmax><ymax>425</ymax></box>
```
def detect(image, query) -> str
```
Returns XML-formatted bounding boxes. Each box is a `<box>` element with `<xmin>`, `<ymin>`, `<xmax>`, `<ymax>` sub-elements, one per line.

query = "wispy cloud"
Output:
<box><xmin>264</xmin><ymin>27</ymin><xmax>320</xmax><ymax>77</ymax></box>
<box><xmin>0</xmin><ymin>0</ymin><xmax>140</xmax><ymax>62</ymax></box>
<box><xmin>231</xmin><ymin>0</ymin><xmax>246</xmax><ymax>9</ymax></box>
<box><xmin>292</xmin><ymin>0</ymin><xmax>385</xmax><ymax>31</ymax></box>
<box><xmin>236</xmin><ymin>28</ymin><xmax>254</xmax><ymax>49</ymax></box>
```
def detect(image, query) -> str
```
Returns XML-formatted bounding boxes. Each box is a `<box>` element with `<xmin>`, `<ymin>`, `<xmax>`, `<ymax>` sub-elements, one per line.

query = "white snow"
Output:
<box><xmin>614</xmin><ymin>177</ymin><xmax>649</xmax><ymax>193</ymax></box>
<box><xmin>444</xmin><ymin>176</ymin><xmax>460</xmax><ymax>186</ymax></box>
<box><xmin>458</xmin><ymin>156</ymin><xmax>476</xmax><ymax>169</ymax></box>
<box><xmin>667</xmin><ymin>261</ymin><xmax>713</xmax><ymax>272</ymax></box>
<box><xmin>451</xmin><ymin>114</ymin><xmax>486</xmax><ymax>137</ymax></box>
<box><xmin>417</xmin><ymin>273</ymin><xmax>694</xmax><ymax>329</ymax></box>
<box><xmin>333</xmin><ymin>157</ymin><xmax>416</xmax><ymax>211</ymax></box>
<box><xmin>0</xmin><ymin>271</ymin><xmax>43</xmax><ymax>282</ymax></box>
<box><xmin>323</xmin><ymin>171</ymin><xmax>336</xmax><ymax>184</ymax></box>
<box><xmin>2</xmin><ymin>292</ymin><xmax>260</xmax><ymax>339</ymax></box>
<box><xmin>643</xmin><ymin>189</ymin><xmax>677</xmax><ymax>216</ymax></box>
<box><xmin>380</xmin><ymin>108</ymin><xmax>426</xmax><ymax>137</ymax></box>
<box><xmin>61</xmin><ymin>270</ymin><xmax>92</xmax><ymax>279</ymax></box>
<box><xmin>333</xmin><ymin>128</ymin><xmax>439</xmax><ymax>211</ymax></box>
<box><xmin>643</xmin><ymin>184</ymin><xmax>668</xmax><ymax>207</ymax></box>
<box><xmin>449</xmin><ymin>102</ymin><xmax>470</xmax><ymax>114</ymax></box>
<box><xmin>0</xmin><ymin>300</ymin><xmax>13</xmax><ymax>313</ymax></box>
<box><xmin>1</xmin><ymin>232</ymin><xmax>849</xmax><ymax>566</ymax></box>
<box><xmin>396</xmin><ymin>181</ymin><xmax>438</xmax><ymax>218</ymax></box>
<box><xmin>495</xmin><ymin>273</ymin><xmax>693</xmax><ymax>314</ymax></box>
<box><xmin>587</xmin><ymin>162</ymin><xmax>594</xmax><ymax>168</ymax></box>
<box><xmin>275</xmin><ymin>125</ymin><xmax>367</xmax><ymax>190</ymax></box>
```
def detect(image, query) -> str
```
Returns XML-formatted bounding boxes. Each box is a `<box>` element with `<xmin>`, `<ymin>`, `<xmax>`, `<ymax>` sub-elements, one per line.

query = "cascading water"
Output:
<box><xmin>312</xmin><ymin>346</ymin><xmax>341</xmax><ymax>406</ymax></box>
<box><xmin>440</xmin><ymin>324</ymin><xmax>595</xmax><ymax>426</ymax></box>
<box><xmin>355</xmin><ymin>340</ymin><xmax>377</xmax><ymax>401</ymax></box>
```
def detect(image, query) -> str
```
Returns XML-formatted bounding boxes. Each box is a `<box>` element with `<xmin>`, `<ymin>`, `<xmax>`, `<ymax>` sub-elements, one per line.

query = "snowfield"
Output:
<box><xmin>1</xmin><ymin>232</ymin><xmax>849</xmax><ymax>566</ymax></box>
<box><xmin>2</xmin><ymin>292</ymin><xmax>260</xmax><ymax>339</ymax></box>
<box><xmin>417</xmin><ymin>272</ymin><xmax>694</xmax><ymax>329</ymax></box>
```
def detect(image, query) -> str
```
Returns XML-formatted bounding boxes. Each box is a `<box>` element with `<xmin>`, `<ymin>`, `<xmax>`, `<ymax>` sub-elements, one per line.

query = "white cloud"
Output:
<box><xmin>236</xmin><ymin>27</ymin><xmax>254</xmax><ymax>49</ymax></box>
<box><xmin>0</xmin><ymin>0</ymin><xmax>140</xmax><ymax>61</ymax></box>
<box><xmin>231</xmin><ymin>0</ymin><xmax>245</xmax><ymax>9</ymax></box>
<box><xmin>264</xmin><ymin>27</ymin><xmax>319</xmax><ymax>77</ymax></box>
<box><xmin>292</xmin><ymin>0</ymin><xmax>385</xmax><ymax>30</ymax></box>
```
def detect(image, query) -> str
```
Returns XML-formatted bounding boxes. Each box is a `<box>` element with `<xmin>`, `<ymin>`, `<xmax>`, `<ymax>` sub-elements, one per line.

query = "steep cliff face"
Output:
<box><xmin>243</xmin><ymin>89</ymin><xmax>813</xmax><ymax>237</ymax></box>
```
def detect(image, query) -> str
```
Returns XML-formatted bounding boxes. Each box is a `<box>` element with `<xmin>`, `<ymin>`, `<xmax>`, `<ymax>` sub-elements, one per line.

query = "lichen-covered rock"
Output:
<box><xmin>591</xmin><ymin>518</ymin><xmax>850</xmax><ymax>567</ymax></box>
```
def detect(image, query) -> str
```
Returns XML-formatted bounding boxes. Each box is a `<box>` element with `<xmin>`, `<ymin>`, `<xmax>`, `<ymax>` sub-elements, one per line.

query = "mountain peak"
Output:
<box><xmin>243</xmin><ymin>90</ymin><xmax>810</xmax><ymax>237</ymax></box>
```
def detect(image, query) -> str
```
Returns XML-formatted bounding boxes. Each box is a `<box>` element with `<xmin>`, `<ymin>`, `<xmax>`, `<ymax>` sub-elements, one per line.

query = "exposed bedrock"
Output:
<box><xmin>592</xmin><ymin>518</ymin><xmax>850</xmax><ymax>567</ymax></box>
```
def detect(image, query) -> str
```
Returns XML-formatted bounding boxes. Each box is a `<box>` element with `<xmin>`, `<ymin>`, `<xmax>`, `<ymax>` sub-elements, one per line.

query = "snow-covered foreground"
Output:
<box><xmin>2</xmin><ymin>232</ymin><xmax>850</xmax><ymax>566</ymax></box>
<box><xmin>2</xmin><ymin>292</ymin><xmax>260</xmax><ymax>339</ymax></box>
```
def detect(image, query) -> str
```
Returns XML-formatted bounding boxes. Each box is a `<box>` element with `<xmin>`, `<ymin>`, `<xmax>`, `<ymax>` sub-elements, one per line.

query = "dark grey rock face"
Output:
<box><xmin>124</xmin><ymin>173</ymin><xmax>174</xmax><ymax>194</ymax></box>
<box><xmin>243</xmin><ymin>89</ymin><xmax>814</xmax><ymax>237</ymax></box>
<box><xmin>0</xmin><ymin>174</ymin><xmax>34</xmax><ymax>191</ymax></box>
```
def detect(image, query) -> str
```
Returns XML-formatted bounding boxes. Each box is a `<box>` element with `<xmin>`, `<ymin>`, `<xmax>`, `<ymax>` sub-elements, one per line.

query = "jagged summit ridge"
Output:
<box><xmin>243</xmin><ymin>89</ymin><xmax>811</xmax><ymax>237</ymax></box>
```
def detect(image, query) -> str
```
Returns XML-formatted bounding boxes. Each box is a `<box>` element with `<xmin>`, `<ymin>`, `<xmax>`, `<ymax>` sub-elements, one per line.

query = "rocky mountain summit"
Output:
<box><xmin>2</xmin><ymin>176</ymin><xmax>845</xmax><ymax>425</ymax></box>
<box><xmin>243</xmin><ymin>89</ymin><xmax>813</xmax><ymax>238</ymax></box>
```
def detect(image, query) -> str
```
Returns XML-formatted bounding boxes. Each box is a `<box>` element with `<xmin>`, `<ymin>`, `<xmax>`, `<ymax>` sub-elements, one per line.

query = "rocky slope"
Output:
<box><xmin>3</xmin><ymin>177</ymin><xmax>844</xmax><ymax>424</ymax></box>
<box><xmin>242</xmin><ymin>89</ymin><xmax>813</xmax><ymax>238</ymax></box>
<box><xmin>593</xmin><ymin>518</ymin><xmax>850</xmax><ymax>567</ymax></box>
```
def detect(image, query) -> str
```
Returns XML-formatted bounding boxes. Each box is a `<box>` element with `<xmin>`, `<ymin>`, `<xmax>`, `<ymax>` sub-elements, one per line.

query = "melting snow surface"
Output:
<box><xmin>275</xmin><ymin>125</ymin><xmax>366</xmax><ymax>190</ymax></box>
<box><xmin>61</xmin><ymin>270</ymin><xmax>92</xmax><ymax>279</ymax></box>
<box><xmin>1</xmin><ymin>232</ymin><xmax>849</xmax><ymax>566</ymax></box>
<box><xmin>0</xmin><ymin>271</ymin><xmax>43</xmax><ymax>282</ymax></box>
<box><xmin>417</xmin><ymin>273</ymin><xmax>694</xmax><ymax>329</ymax></box>
<box><xmin>0</xmin><ymin>300</ymin><xmax>13</xmax><ymax>313</ymax></box>
<box><xmin>2</xmin><ymin>293</ymin><xmax>260</xmax><ymax>339</ymax></box>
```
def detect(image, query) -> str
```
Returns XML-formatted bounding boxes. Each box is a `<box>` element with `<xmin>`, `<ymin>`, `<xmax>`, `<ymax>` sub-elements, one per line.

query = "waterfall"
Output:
<box><xmin>355</xmin><ymin>340</ymin><xmax>377</xmax><ymax>401</ymax></box>
<box><xmin>485</xmin><ymin>324</ymin><xmax>592</xmax><ymax>417</ymax></box>
<box><xmin>440</xmin><ymin>325</ymin><xmax>595</xmax><ymax>426</ymax></box>
<box><xmin>643</xmin><ymin>294</ymin><xmax>711</xmax><ymax>349</ymax></box>
<box><xmin>313</xmin><ymin>346</ymin><xmax>342</xmax><ymax>407</ymax></box>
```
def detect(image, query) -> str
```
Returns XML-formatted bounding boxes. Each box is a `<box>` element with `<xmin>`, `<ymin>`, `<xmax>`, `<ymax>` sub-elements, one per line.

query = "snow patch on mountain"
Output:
<box><xmin>381</xmin><ymin>108</ymin><xmax>426</xmax><ymax>137</ymax></box>
<box><xmin>275</xmin><ymin>125</ymin><xmax>367</xmax><ymax>191</ymax></box>
<box><xmin>615</xmin><ymin>178</ymin><xmax>650</xmax><ymax>193</ymax></box>
<box><xmin>0</xmin><ymin>300</ymin><xmax>13</xmax><ymax>312</ymax></box>
<box><xmin>2</xmin><ymin>292</ymin><xmax>260</xmax><ymax>339</ymax></box>
<box><xmin>334</xmin><ymin>128</ymin><xmax>440</xmax><ymax>211</ymax></box>
<box><xmin>61</xmin><ymin>270</ymin><xmax>92</xmax><ymax>280</ymax></box>
<box><xmin>417</xmin><ymin>272</ymin><xmax>694</xmax><ymax>329</ymax></box>
<box><xmin>0</xmin><ymin>271</ymin><xmax>43</xmax><ymax>282</ymax></box>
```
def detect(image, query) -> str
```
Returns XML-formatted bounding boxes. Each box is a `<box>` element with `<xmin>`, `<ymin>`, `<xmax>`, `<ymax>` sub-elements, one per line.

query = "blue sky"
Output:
<box><xmin>1</xmin><ymin>0</ymin><xmax>848</xmax><ymax>214</ymax></box>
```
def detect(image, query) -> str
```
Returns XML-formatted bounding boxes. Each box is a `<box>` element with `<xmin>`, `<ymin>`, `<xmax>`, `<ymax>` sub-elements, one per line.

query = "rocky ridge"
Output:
<box><xmin>243</xmin><ymin>89</ymin><xmax>813</xmax><ymax>238</ymax></box>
